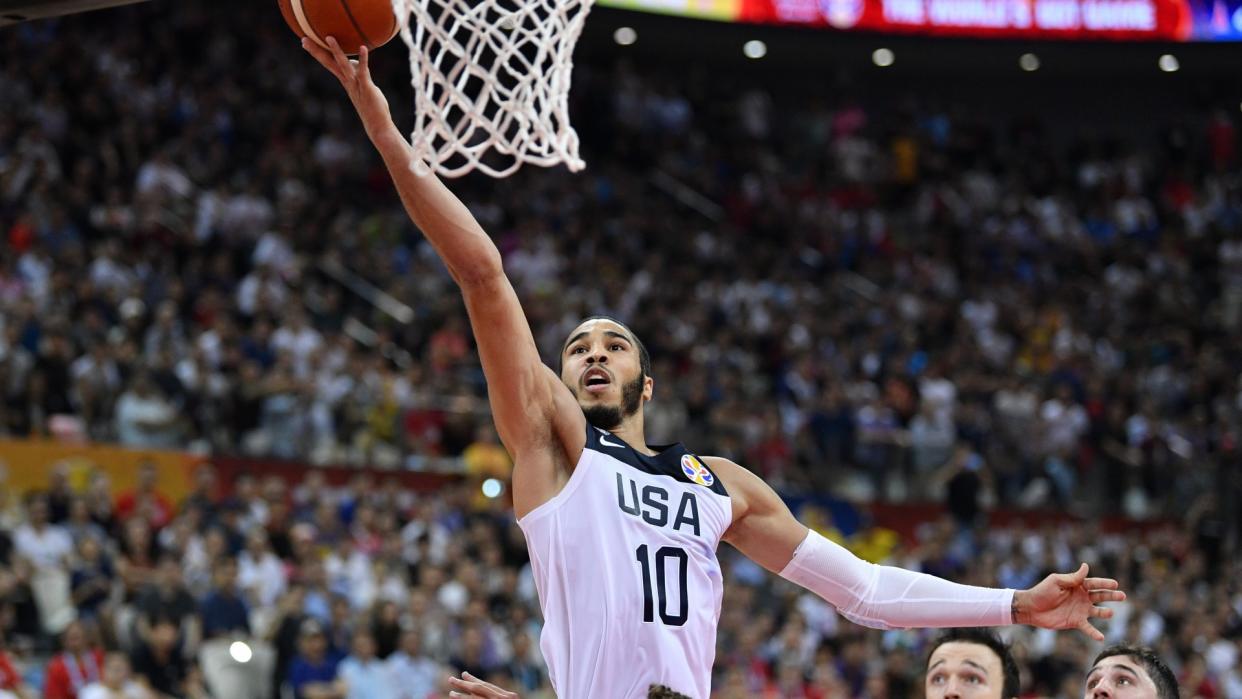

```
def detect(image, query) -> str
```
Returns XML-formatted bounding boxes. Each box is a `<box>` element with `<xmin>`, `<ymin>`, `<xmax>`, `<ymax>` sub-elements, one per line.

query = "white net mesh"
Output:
<box><xmin>391</xmin><ymin>0</ymin><xmax>593</xmax><ymax>178</ymax></box>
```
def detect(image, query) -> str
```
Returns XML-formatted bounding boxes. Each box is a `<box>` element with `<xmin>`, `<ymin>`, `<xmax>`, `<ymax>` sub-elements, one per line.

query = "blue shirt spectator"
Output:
<box><xmin>337</xmin><ymin>630</ymin><xmax>396</xmax><ymax>699</ymax></box>
<box><xmin>199</xmin><ymin>559</ymin><xmax>250</xmax><ymax>640</ymax></box>
<box><xmin>385</xmin><ymin>628</ymin><xmax>440</xmax><ymax>699</ymax></box>
<box><xmin>288</xmin><ymin>619</ymin><xmax>344</xmax><ymax>699</ymax></box>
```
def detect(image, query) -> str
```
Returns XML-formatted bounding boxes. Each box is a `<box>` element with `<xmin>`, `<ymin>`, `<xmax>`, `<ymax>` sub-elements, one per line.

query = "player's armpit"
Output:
<box><xmin>703</xmin><ymin>456</ymin><xmax>809</xmax><ymax>573</ymax></box>
<box><xmin>460</xmin><ymin>275</ymin><xmax>586</xmax><ymax>463</ymax></box>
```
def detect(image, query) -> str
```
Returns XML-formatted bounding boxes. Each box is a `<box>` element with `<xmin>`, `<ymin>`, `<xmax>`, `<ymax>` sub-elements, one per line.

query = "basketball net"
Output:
<box><xmin>392</xmin><ymin>0</ymin><xmax>592</xmax><ymax>178</ymax></box>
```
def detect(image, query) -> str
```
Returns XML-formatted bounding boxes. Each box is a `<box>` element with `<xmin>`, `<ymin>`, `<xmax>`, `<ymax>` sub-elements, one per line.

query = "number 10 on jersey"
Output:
<box><xmin>636</xmin><ymin>545</ymin><xmax>689</xmax><ymax>626</ymax></box>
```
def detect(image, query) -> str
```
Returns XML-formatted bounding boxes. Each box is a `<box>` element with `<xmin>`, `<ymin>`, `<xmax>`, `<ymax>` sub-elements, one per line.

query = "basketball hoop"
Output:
<box><xmin>392</xmin><ymin>0</ymin><xmax>592</xmax><ymax>178</ymax></box>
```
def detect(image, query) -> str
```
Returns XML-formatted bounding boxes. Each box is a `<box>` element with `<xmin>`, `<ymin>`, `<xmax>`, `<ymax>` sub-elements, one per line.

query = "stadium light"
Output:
<box><xmin>872</xmin><ymin>48</ymin><xmax>894</xmax><ymax>67</ymax></box>
<box><xmin>743</xmin><ymin>40</ymin><xmax>767</xmax><ymax>59</ymax></box>
<box><xmin>1019</xmin><ymin>53</ymin><xmax>1040</xmax><ymax>72</ymax></box>
<box><xmin>482</xmin><ymin>478</ymin><xmax>504</xmax><ymax>499</ymax></box>
<box><xmin>1158</xmin><ymin>54</ymin><xmax>1179</xmax><ymax>72</ymax></box>
<box><xmin>613</xmin><ymin>27</ymin><xmax>637</xmax><ymax>45</ymax></box>
<box><xmin>229</xmin><ymin>641</ymin><xmax>253</xmax><ymax>664</ymax></box>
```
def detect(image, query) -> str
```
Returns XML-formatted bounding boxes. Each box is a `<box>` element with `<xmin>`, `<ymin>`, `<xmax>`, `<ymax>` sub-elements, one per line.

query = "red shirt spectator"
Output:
<box><xmin>0</xmin><ymin>648</ymin><xmax>23</xmax><ymax>693</ymax></box>
<box><xmin>113</xmin><ymin>461</ymin><xmax>172</xmax><ymax>530</ymax></box>
<box><xmin>43</xmin><ymin>623</ymin><xmax>105</xmax><ymax>699</ymax></box>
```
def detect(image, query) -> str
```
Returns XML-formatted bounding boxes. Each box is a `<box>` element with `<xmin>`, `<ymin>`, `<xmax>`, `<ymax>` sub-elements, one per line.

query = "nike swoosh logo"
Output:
<box><xmin>598</xmin><ymin>432</ymin><xmax>626</xmax><ymax>449</ymax></box>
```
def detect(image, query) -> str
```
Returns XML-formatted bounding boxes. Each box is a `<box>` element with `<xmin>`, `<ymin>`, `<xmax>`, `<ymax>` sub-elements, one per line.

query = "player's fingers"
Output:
<box><xmin>1090</xmin><ymin>605</ymin><xmax>1115</xmax><ymax>619</ymax></box>
<box><xmin>462</xmin><ymin>672</ymin><xmax>510</xmax><ymax>694</ymax></box>
<box><xmin>1084</xmin><ymin>577</ymin><xmax>1120</xmax><ymax>590</ymax></box>
<box><xmin>1078</xmin><ymin>619</ymin><xmax>1105</xmax><ymax>642</ymax></box>
<box><xmin>325</xmin><ymin>36</ymin><xmax>355</xmax><ymax>77</ymax></box>
<box><xmin>358</xmin><ymin>45</ymin><xmax>373</xmax><ymax>83</ymax></box>
<box><xmin>301</xmin><ymin>38</ymin><xmax>345</xmax><ymax>81</ymax></box>
<box><xmin>1056</xmin><ymin>562</ymin><xmax>1089</xmax><ymax>587</ymax></box>
<box><xmin>1089</xmin><ymin>590</ymin><xmax>1126</xmax><ymax>603</ymax></box>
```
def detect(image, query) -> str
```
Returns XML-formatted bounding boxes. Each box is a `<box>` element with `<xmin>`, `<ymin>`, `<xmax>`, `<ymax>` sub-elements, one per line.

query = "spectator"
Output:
<box><xmin>0</xmin><ymin>631</ymin><xmax>35</xmax><ymax>699</ymax></box>
<box><xmin>64</xmin><ymin>498</ymin><xmax>107</xmax><ymax>548</ymax></box>
<box><xmin>113</xmin><ymin>463</ymin><xmax>172</xmax><ymax>529</ymax></box>
<box><xmin>44</xmin><ymin>467</ymin><xmax>73</xmax><ymax>525</ymax></box>
<box><xmin>336</xmin><ymin>629</ymin><xmax>395</xmax><ymax>699</ymax></box>
<box><xmin>112</xmin><ymin>375</ymin><xmax>179</xmax><ymax>450</ymax></box>
<box><xmin>68</xmin><ymin>538</ymin><xmax>113</xmax><ymax>623</ymax></box>
<box><xmin>179</xmin><ymin>466</ymin><xmax>220</xmax><ymax>524</ymax></box>
<box><xmin>287</xmin><ymin>619</ymin><xmax>343</xmax><ymax>699</ymax></box>
<box><xmin>385</xmin><ymin>627</ymin><xmax>439</xmax><ymax>699</ymax></box>
<box><xmin>13</xmin><ymin>494</ymin><xmax>73</xmax><ymax>634</ymax></box>
<box><xmin>13</xmin><ymin>495</ymin><xmax>71</xmax><ymax>571</ymax></box>
<box><xmin>133</xmin><ymin>556</ymin><xmax>199</xmax><ymax>654</ymax></box>
<box><xmin>127</xmin><ymin>617</ymin><xmax>206</xmax><ymax>699</ymax></box>
<box><xmin>199</xmin><ymin>558</ymin><xmax>249</xmax><ymax>641</ymax></box>
<box><xmin>504</xmin><ymin>631</ymin><xmax>544</xmax><ymax>694</ymax></box>
<box><xmin>237</xmin><ymin>530</ymin><xmax>286</xmax><ymax>610</ymax></box>
<box><xmin>43</xmin><ymin>622</ymin><xmax>105</xmax><ymax>699</ymax></box>
<box><xmin>266</xmin><ymin>586</ymin><xmax>309</xmax><ymax>699</ymax></box>
<box><xmin>77</xmin><ymin>653</ymin><xmax>149</xmax><ymax>699</ymax></box>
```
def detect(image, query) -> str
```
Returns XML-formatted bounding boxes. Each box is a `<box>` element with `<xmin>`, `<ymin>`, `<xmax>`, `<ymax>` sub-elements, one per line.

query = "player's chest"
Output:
<box><xmin>584</xmin><ymin>463</ymin><xmax>730</xmax><ymax>546</ymax></box>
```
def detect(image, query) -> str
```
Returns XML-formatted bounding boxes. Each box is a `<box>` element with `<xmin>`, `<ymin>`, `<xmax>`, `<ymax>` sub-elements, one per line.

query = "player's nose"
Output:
<box><xmin>1092</xmin><ymin>687</ymin><xmax>1112</xmax><ymax>699</ymax></box>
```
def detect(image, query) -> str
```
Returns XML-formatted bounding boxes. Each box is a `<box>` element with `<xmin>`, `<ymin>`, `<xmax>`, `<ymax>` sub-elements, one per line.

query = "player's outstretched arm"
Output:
<box><xmin>707</xmin><ymin>456</ymin><xmax>1126</xmax><ymax>642</ymax></box>
<box><xmin>301</xmin><ymin>37</ymin><xmax>506</xmax><ymax>291</ymax></box>
<box><xmin>303</xmin><ymin>38</ymin><xmax>585</xmax><ymax>501</ymax></box>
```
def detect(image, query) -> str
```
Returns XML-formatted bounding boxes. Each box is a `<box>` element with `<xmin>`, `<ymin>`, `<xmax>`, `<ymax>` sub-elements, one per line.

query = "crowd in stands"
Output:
<box><xmin>4</xmin><ymin>0</ymin><xmax>1242</xmax><ymax>696</ymax></box>
<box><xmin>3</xmin><ymin>1</ymin><xmax>1242</xmax><ymax>520</ymax></box>
<box><xmin>0</xmin><ymin>462</ymin><xmax>1237</xmax><ymax>698</ymax></box>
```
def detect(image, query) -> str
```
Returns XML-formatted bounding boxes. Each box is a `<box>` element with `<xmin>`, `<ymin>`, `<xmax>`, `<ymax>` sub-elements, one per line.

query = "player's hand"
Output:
<box><xmin>1014</xmin><ymin>563</ymin><xmax>1125</xmax><ymax>642</ymax></box>
<box><xmin>301</xmin><ymin>36</ymin><xmax>393</xmax><ymax>141</ymax></box>
<box><xmin>447</xmin><ymin>671</ymin><xmax>519</xmax><ymax>698</ymax></box>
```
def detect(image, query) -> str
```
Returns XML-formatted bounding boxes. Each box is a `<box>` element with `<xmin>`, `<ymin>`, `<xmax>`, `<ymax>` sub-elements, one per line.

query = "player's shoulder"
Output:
<box><xmin>698</xmin><ymin>456</ymin><xmax>767</xmax><ymax>511</ymax></box>
<box><xmin>586</xmin><ymin>427</ymin><xmax>729</xmax><ymax>496</ymax></box>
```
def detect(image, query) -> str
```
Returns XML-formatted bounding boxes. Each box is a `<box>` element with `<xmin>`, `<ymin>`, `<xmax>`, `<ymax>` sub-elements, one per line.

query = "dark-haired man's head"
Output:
<box><xmin>925</xmin><ymin>628</ymin><xmax>1020</xmax><ymax>699</ymax></box>
<box><xmin>1085</xmin><ymin>646</ymin><xmax>1178</xmax><ymax>699</ymax></box>
<box><xmin>559</xmin><ymin>317</ymin><xmax>653</xmax><ymax>430</ymax></box>
<box><xmin>647</xmin><ymin>684</ymin><xmax>691</xmax><ymax>699</ymax></box>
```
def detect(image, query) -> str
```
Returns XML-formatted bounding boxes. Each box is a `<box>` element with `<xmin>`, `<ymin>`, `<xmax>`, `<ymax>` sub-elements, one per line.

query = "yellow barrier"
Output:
<box><xmin>0</xmin><ymin>439</ymin><xmax>202</xmax><ymax>501</ymax></box>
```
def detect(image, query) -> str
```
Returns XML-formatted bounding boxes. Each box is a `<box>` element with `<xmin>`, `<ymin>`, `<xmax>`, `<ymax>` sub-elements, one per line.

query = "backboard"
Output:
<box><xmin>1</xmin><ymin>0</ymin><xmax>152</xmax><ymax>26</ymax></box>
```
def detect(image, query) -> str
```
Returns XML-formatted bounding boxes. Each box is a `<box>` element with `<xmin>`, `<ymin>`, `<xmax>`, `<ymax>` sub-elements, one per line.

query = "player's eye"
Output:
<box><xmin>571</xmin><ymin>346</ymin><xmax>586</xmax><ymax>354</ymax></box>
<box><xmin>610</xmin><ymin>343</ymin><xmax>624</xmax><ymax>351</ymax></box>
<box><xmin>1117</xmin><ymin>676</ymin><xmax>1131</xmax><ymax>685</ymax></box>
<box><xmin>965</xmin><ymin>674</ymin><xmax>982</xmax><ymax>684</ymax></box>
<box><xmin>929</xmin><ymin>674</ymin><xmax>944</xmax><ymax>684</ymax></box>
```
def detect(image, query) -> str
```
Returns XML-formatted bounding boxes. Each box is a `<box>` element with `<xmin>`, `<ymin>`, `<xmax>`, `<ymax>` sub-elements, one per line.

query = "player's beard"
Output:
<box><xmin>582</xmin><ymin>373</ymin><xmax>644</xmax><ymax>430</ymax></box>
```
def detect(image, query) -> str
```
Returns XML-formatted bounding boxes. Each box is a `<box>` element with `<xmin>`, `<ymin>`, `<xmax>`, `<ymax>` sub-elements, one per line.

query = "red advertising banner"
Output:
<box><xmin>601</xmin><ymin>0</ymin><xmax>1242</xmax><ymax>40</ymax></box>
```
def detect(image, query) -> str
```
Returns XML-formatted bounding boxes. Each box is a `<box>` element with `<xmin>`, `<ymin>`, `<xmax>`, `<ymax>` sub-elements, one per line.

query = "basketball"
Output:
<box><xmin>277</xmin><ymin>0</ymin><xmax>400</xmax><ymax>56</ymax></box>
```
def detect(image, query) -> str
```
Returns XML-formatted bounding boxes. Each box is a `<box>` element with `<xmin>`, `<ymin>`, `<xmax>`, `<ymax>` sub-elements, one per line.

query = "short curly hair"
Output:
<box><xmin>646</xmin><ymin>684</ymin><xmax>691</xmax><ymax>699</ymax></box>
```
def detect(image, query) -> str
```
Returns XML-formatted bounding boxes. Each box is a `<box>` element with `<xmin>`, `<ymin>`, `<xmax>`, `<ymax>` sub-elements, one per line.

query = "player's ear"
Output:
<box><xmin>643</xmin><ymin>375</ymin><xmax>654</xmax><ymax>402</ymax></box>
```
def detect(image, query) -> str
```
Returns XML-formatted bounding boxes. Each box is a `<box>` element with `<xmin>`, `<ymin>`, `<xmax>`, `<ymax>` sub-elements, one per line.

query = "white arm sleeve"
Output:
<box><xmin>778</xmin><ymin>529</ymin><xmax>1014</xmax><ymax>630</ymax></box>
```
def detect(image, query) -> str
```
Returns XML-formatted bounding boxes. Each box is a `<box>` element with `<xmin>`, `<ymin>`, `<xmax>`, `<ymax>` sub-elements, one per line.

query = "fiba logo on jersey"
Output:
<box><xmin>819</xmin><ymin>0</ymin><xmax>864</xmax><ymax>28</ymax></box>
<box><xmin>681</xmin><ymin>455</ymin><xmax>715</xmax><ymax>487</ymax></box>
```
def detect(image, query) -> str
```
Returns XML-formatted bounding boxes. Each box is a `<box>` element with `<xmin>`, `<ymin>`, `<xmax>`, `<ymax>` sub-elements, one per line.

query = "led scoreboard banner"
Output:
<box><xmin>599</xmin><ymin>0</ymin><xmax>1242</xmax><ymax>40</ymax></box>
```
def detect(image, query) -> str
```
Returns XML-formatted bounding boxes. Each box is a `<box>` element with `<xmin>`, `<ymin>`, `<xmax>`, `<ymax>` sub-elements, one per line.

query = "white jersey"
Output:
<box><xmin>518</xmin><ymin>425</ymin><xmax>733</xmax><ymax>699</ymax></box>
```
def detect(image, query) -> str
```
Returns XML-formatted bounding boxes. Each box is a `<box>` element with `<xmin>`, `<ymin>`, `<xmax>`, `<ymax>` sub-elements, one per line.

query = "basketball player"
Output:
<box><xmin>445</xmin><ymin>673</ymin><xmax>690</xmax><ymax>698</ymax></box>
<box><xmin>925</xmin><ymin>629</ymin><xmax>1020</xmax><ymax>699</ymax></box>
<box><xmin>303</xmin><ymin>38</ymin><xmax>1126</xmax><ymax>699</ymax></box>
<box><xmin>1083</xmin><ymin>646</ymin><xmax>1179</xmax><ymax>699</ymax></box>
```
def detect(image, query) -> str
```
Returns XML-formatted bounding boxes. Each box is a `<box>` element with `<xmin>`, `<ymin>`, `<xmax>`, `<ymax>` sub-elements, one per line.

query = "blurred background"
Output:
<box><xmin>3</xmin><ymin>0</ymin><xmax>1242</xmax><ymax>696</ymax></box>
